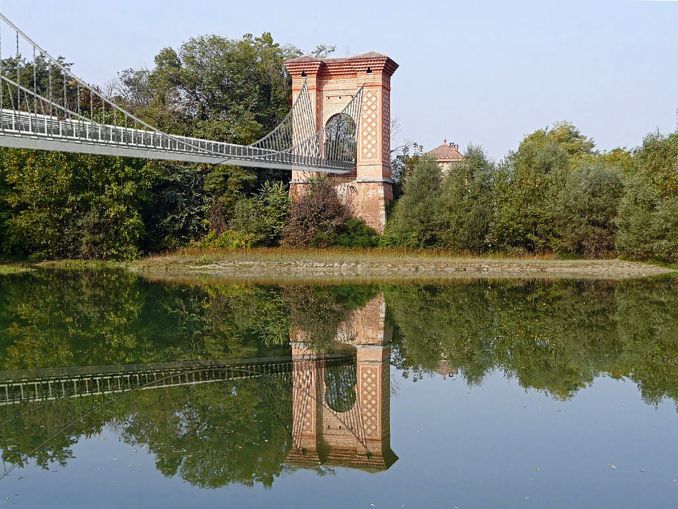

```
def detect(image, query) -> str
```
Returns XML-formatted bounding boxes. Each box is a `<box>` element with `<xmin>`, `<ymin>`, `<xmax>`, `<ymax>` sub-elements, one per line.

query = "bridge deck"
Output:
<box><xmin>0</xmin><ymin>110</ymin><xmax>352</xmax><ymax>174</ymax></box>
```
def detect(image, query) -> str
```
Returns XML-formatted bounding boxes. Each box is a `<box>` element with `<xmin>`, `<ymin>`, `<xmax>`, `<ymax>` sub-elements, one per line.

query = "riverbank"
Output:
<box><xmin>119</xmin><ymin>249</ymin><xmax>676</xmax><ymax>282</ymax></box>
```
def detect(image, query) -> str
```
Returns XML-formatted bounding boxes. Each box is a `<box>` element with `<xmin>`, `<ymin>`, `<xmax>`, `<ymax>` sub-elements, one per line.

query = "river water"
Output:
<box><xmin>0</xmin><ymin>270</ymin><xmax>677</xmax><ymax>508</ymax></box>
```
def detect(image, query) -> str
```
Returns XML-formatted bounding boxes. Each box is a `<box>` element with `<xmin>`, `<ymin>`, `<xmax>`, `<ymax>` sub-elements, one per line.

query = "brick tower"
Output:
<box><xmin>284</xmin><ymin>53</ymin><xmax>399</xmax><ymax>232</ymax></box>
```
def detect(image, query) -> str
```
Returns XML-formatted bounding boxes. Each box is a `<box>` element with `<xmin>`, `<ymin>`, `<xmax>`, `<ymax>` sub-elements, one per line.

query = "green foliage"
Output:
<box><xmin>204</xmin><ymin>166</ymin><xmax>260</xmax><ymax>235</ymax></box>
<box><xmin>195</xmin><ymin>229</ymin><xmax>257</xmax><ymax>249</ymax></box>
<box><xmin>141</xmin><ymin>162</ymin><xmax>209</xmax><ymax>252</ymax></box>
<box><xmin>335</xmin><ymin>218</ymin><xmax>380</xmax><ymax>248</ymax></box>
<box><xmin>553</xmin><ymin>162</ymin><xmax>624</xmax><ymax>257</ymax></box>
<box><xmin>283</xmin><ymin>177</ymin><xmax>350</xmax><ymax>247</ymax></box>
<box><xmin>118</xmin><ymin>33</ymin><xmax>299</xmax><ymax>144</ymax></box>
<box><xmin>231</xmin><ymin>181</ymin><xmax>291</xmax><ymax>246</ymax></box>
<box><xmin>491</xmin><ymin>122</ymin><xmax>594</xmax><ymax>253</ymax></box>
<box><xmin>382</xmin><ymin>156</ymin><xmax>443</xmax><ymax>247</ymax></box>
<box><xmin>0</xmin><ymin>149</ymin><xmax>152</xmax><ymax>260</ymax></box>
<box><xmin>115</xmin><ymin>32</ymin><xmax>298</xmax><ymax>247</ymax></box>
<box><xmin>0</xmin><ymin>164</ymin><xmax>8</xmax><ymax>256</ymax></box>
<box><xmin>616</xmin><ymin>133</ymin><xmax>678</xmax><ymax>263</ymax></box>
<box><xmin>390</xmin><ymin>142</ymin><xmax>424</xmax><ymax>199</ymax></box>
<box><xmin>436</xmin><ymin>145</ymin><xmax>495</xmax><ymax>252</ymax></box>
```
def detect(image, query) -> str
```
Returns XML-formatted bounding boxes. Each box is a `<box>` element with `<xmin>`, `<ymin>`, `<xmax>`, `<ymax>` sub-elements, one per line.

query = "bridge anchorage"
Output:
<box><xmin>0</xmin><ymin>13</ymin><xmax>398</xmax><ymax>230</ymax></box>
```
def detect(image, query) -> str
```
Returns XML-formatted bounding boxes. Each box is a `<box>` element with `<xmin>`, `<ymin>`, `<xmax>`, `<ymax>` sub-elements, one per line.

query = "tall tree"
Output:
<box><xmin>553</xmin><ymin>161</ymin><xmax>624</xmax><ymax>257</ymax></box>
<box><xmin>491</xmin><ymin>122</ymin><xmax>595</xmax><ymax>253</ymax></box>
<box><xmin>382</xmin><ymin>156</ymin><xmax>443</xmax><ymax>247</ymax></box>
<box><xmin>616</xmin><ymin>133</ymin><xmax>678</xmax><ymax>263</ymax></box>
<box><xmin>436</xmin><ymin>145</ymin><xmax>495</xmax><ymax>252</ymax></box>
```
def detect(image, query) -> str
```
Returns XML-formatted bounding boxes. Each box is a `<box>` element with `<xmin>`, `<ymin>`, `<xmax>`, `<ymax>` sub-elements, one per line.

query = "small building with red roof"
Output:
<box><xmin>426</xmin><ymin>139</ymin><xmax>464</xmax><ymax>173</ymax></box>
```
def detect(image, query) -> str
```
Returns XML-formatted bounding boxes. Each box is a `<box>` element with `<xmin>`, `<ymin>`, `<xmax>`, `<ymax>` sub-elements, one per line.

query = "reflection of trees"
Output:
<box><xmin>386</xmin><ymin>278</ymin><xmax>678</xmax><ymax>403</ymax></box>
<box><xmin>0</xmin><ymin>377</ymin><xmax>293</xmax><ymax>488</ymax></box>
<box><xmin>118</xmin><ymin>378</ymin><xmax>292</xmax><ymax>488</ymax></box>
<box><xmin>286</xmin><ymin>285</ymin><xmax>378</xmax><ymax>349</ymax></box>
<box><xmin>0</xmin><ymin>272</ymin><xmax>376</xmax><ymax>370</ymax></box>
<box><xmin>2</xmin><ymin>271</ymin><xmax>677</xmax><ymax>487</ymax></box>
<box><xmin>0</xmin><ymin>272</ymin><xmax>378</xmax><ymax>483</ymax></box>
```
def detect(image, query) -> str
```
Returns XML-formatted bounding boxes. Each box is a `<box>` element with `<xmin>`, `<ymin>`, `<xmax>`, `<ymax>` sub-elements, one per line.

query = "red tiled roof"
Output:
<box><xmin>426</xmin><ymin>141</ymin><xmax>463</xmax><ymax>162</ymax></box>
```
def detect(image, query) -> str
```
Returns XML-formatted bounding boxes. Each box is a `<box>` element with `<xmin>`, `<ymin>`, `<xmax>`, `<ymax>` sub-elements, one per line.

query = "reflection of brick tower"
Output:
<box><xmin>285</xmin><ymin>54</ymin><xmax>399</xmax><ymax>232</ymax></box>
<box><xmin>287</xmin><ymin>295</ymin><xmax>397</xmax><ymax>471</ymax></box>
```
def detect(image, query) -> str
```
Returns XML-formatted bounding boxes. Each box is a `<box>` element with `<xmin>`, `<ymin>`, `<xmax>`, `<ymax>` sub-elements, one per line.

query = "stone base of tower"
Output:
<box><xmin>290</xmin><ymin>178</ymin><xmax>392</xmax><ymax>233</ymax></box>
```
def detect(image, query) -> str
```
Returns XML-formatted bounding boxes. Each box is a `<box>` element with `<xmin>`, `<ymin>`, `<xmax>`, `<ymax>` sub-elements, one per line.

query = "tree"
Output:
<box><xmin>0</xmin><ymin>149</ymin><xmax>151</xmax><ymax>260</ymax></box>
<box><xmin>115</xmin><ymin>33</ymin><xmax>300</xmax><ymax>240</ymax></box>
<box><xmin>118</xmin><ymin>33</ymin><xmax>300</xmax><ymax>144</ymax></box>
<box><xmin>311</xmin><ymin>44</ymin><xmax>336</xmax><ymax>58</ymax></box>
<box><xmin>553</xmin><ymin>162</ymin><xmax>624</xmax><ymax>257</ymax></box>
<box><xmin>141</xmin><ymin>162</ymin><xmax>210</xmax><ymax>253</ymax></box>
<box><xmin>283</xmin><ymin>177</ymin><xmax>350</xmax><ymax>247</ymax></box>
<box><xmin>436</xmin><ymin>145</ymin><xmax>494</xmax><ymax>252</ymax></box>
<box><xmin>616</xmin><ymin>133</ymin><xmax>678</xmax><ymax>263</ymax></box>
<box><xmin>382</xmin><ymin>156</ymin><xmax>443</xmax><ymax>247</ymax></box>
<box><xmin>0</xmin><ymin>165</ymin><xmax>8</xmax><ymax>257</ymax></box>
<box><xmin>491</xmin><ymin>122</ymin><xmax>595</xmax><ymax>253</ymax></box>
<box><xmin>390</xmin><ymin>142</ymin><xmax>423</xmax><ymax>199</ymax></box>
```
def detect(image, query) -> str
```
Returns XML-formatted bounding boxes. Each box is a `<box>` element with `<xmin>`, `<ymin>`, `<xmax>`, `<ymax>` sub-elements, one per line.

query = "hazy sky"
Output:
<box><xmin>2</xmin><ymin>0</ymin><xmax>676</xmax><ymax>159</ymax></box>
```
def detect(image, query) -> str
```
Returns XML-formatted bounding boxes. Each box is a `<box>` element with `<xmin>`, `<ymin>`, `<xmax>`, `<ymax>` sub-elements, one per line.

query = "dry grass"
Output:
<box><xmin>131</xmin><ymin>247</ymin><xmax>676</xmax><ymax>281</ymax></box>
<box><xmin>0</xmin><ymin>264</ymin><xmax>33</xmax><ymax>275</ymax></box>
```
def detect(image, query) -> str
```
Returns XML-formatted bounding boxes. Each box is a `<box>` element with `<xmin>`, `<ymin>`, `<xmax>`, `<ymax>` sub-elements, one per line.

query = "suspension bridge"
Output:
<box><xmin>0</xmin><ymin>13</ymin><xmax>363</xmax><ymax>174</ymax></box>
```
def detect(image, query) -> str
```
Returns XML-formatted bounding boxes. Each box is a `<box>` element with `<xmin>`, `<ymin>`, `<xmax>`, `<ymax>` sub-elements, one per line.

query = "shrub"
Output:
<box><xmin>0</xmin><ymin>149</ymin><xmax>151</xmax><ymax>261</ymax></box>
<box><xmin>194</xmin><ymin>229</ymin><xmax>256</xmax><ymax>249</ymax></box>
<box><xmin>335</xmin><ymin>218</ymin><xmax>380</xmax><ymax>248</ymax></box>
<box><xmin>231</xmin><ymin>181</ymin><xmax>290</xmax><ymax>247</ymax></box>
<box><xmin>616</xmin><ymin>173</ymin><xmax>678</xmax><ymax>263</ymax></box>
<box><xmin>283</xmin><ymin>177</ymin><xmax>350</xmax><ymax>247</ymax></box>
<box><xmin>141</xmin><ymin>163</ymin><xmax>209</xmax><ymax>253</ymax></box>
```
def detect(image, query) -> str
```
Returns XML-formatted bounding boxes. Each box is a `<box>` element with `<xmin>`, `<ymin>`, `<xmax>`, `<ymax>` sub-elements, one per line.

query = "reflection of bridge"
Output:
<box><xmin>288</xmin><ymin>295</ymin><xmax>397</xmax><ymax>471</ymax></box>
<box><xmin>0</xmin><ymin>295</ymin><xmax>397</xmax><ymax>473</ymax></box>
<box><xmin>0</xmin><ymin>355</ymin><xmax>348</xmax><ymax>407</ymax></box>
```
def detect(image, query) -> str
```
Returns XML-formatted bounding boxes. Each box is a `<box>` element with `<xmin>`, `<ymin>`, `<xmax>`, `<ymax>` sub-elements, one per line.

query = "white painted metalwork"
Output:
<box><xmin>0</xmin><ymin>12</ymin><xmax>363</xmax><ymax>174</ymax></box>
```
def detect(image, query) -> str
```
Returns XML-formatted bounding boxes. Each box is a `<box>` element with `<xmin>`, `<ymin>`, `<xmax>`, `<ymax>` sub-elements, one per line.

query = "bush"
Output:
<box><xmin>0</xmin><ymin>149</ymin><xmax>151</xmax><ymax>261</ymax></box>
<box><xmin>335</xmin><ymin>218</ymin><xmax>380</xmax><ymax>248</ymax></box>
<box><xmin>231</xmin><ymin>181</ymin><xmax>290</xmax><ymax>247</ymax></box>
<box><xmin>553</xmin><ymin>163</ymin><xmax>624</xmax><ymax>257</ymax></box>
<box><xmin>141</xmin><ymin>163</ymin><xmax>209</xmax><ymax>253</ymax></box>
<box><xmin>617</xmin><ymin>173</ymin><xmax>678</xmax><ymax>263</ymax></box>
<box><xmin>194</xmin><ymin>229</ymin><xmax>256</xmax><ymax>249</ymax></box>
<box><xmin>283</xmin><ymin>177</ymin><xmax>350</xmax><ymax>247</ymax></box>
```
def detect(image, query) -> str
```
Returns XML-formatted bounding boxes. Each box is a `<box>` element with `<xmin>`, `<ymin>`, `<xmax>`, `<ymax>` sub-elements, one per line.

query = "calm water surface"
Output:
<box><xmin>0</xmin><ymin>270</ymin><xmax>677</xmax><ymax>508</ymax></box>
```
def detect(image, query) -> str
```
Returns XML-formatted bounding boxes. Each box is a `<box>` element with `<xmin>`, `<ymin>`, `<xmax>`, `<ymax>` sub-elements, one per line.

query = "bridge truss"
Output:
<box><xmin>0</xmin><ymin>13</ymin><xmax>362</xmax><ymax>173</ymax></box>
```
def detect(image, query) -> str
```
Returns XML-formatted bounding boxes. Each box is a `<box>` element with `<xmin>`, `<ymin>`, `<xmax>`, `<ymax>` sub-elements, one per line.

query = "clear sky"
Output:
<box><xmin>2</xmin><ymin>0</ymin><xmax>677</xmax><ymax>159</ymax></box>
